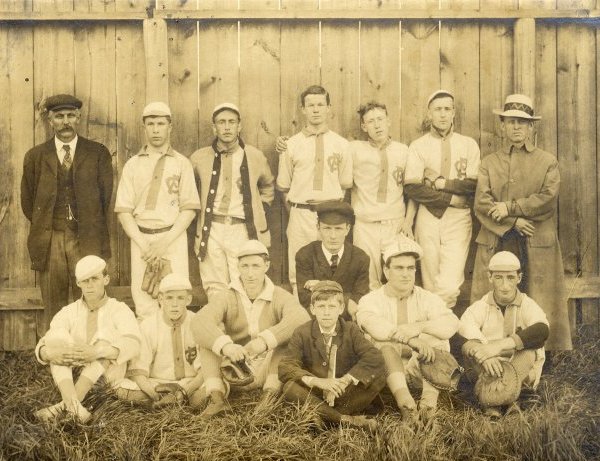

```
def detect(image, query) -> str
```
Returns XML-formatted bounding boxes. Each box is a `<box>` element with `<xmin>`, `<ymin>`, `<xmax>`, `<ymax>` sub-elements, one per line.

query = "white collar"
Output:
<box><xmin>54</xmin><ymin>135</ymin><xmax>78</xmax><ymax>153</ymax></box>
<box><xmin>229</xmin><ymin>275</ymin><xmax>275</xmax><ymax>302</ymax></box>
<box><xmin>319</xmin><ymin>325</ymin><xmax>337</xmax><ymax>336</ymax></box>
<box><xmin>321</xmin><ymin>243</ymin><xmax>344</xmax><ymax>263</ymax></box>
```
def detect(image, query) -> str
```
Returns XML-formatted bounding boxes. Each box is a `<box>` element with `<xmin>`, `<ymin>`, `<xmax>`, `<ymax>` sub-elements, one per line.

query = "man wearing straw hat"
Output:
<box><xmin>470</xmin><ymin>94</ymin><xmax>572</xmax><ymax>354</ymax></box>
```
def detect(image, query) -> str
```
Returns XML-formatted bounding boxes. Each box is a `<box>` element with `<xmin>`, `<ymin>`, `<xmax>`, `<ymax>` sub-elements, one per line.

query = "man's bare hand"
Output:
<box><xmin>145</xmin><ymin>235</ymin><xmax>172</xmax><ymax>261</ymax></box>
<box><xmin>310</xmin><ymin>378</ymin><xmax>348</xmax><ymax>398</ymax></box>
<box><xmin>472</xmin><ymin>342</ymin><xmax>503</xmax><ymax>364</ymax></box>
<box><xmin>407</xmin><ymin>337</ymin><xmax>435</xmax><ymax>363</ymax></box>
<box><xmin>514</xmin><ymin>218</ymin><xmax>535</xmax><ymax>237</ymax></box>
<box><xmin>304</xmin><ymin>280</ymin><xmax>320</xmax><ymax>291</ymax></box>
<box><xmin>488</xmin><ymin>202</ymin><xmax>509</xmax><ymax>222</ymax></box>
<box><xmin>222</xmin><ymin>343</ymin><xmax>249</xmax><ymax>362</ymax></box>
<box><xmin>398</xmin><ymin>221</ymin><xmax>414</xmax><ymax>240</ymax></box>
<box><xmin>244</xmin><ymin>337</ymin><xmax>267</xmax><ymax>358</ymax></box>
<box><xmin>275</xmin><ymin>136</ymin><xmax>289</xmax><ymax>154</ymax></box>
<box><xmin>393</xmin><ymin>324</ymin><xmax>421</xmax><ymax>343</ymax></box>
<box><xmin>482</xmin><ymin>357</ymin><xmax>504</xmax><ymax>378</ymax></box>
<box><xmin>41</xmin><ymin>343</ymin><xmax>76</xmax><ymax>366</ymax></box>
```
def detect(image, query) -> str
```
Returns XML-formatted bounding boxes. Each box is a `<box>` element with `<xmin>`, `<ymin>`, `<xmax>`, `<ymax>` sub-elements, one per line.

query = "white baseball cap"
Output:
<box><xmin>212</xmin><ymin>102</ymin><xmax>240</xmax><ymax>119</ymax></box>
<box><xmin>142</xmin><ymin>101</ymin><xmax>172</xmax><ymax>118</ymax></box>
<box><xmin>75</xmin><ymin>255</ymin><xmax>107</xmax><ymax>282</ymax></box>
<box><xmin>488</xmin><ymin>251</ymin><xmax>521</xmax><ymax>272</ymax></box>
<box><xmin>382</xmin><ymin>234</ymin><xmax>423</xmax><ymax>265</ymax></box>
<box><xmin>237</xmin><ymin>240</ymin><xmax>269</xmax><ymax>259</ymax></box>
<box><xmin>159</xmin><ymin>273</ymin><xmax>192</xmax><ymax>292</ymax></box>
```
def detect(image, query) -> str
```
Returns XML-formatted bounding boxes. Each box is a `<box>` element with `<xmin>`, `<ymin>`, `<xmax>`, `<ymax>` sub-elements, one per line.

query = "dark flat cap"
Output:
<box><xmin>45</xmin><ymin>94</ymin><xmax>82</xmax><ymax>111</ymax></box>
<box><xmin>312</xmin><ymin>280</ymin><xmax>343</xmax><ymax>294</ymax></box>
<box><xmin>316</xmin><ymin>201</ymin><xmax>355</xmax><ymax>225</ymax></box>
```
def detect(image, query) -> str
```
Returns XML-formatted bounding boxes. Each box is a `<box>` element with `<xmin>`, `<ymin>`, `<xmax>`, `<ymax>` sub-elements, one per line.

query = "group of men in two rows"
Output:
<box><xmin>22</xmin><ymin>84</ymin><xmax>570</xmax><ymax>428</ymax></box>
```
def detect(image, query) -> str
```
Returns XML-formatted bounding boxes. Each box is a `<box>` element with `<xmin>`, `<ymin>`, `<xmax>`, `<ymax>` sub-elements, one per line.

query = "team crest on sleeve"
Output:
<box><xmin>454</xmin><ymin>157</ymin><xmax>468</xmax><ymax>180</ymax></box>
<box><xmin>392</xmin><ymin>166</ymin><xmax>404</xmax><ymax>186</ymax></box>
<box><xmin>185</xmin><ymin>346</ymin><xmax>197</xmax><ymax>365</ymax></box>
<box><xmin>327</xmin><ymin>152</ymin><xmax>342</xmax><ymax>173</ymax></box>
<box><xmin>165</xmin><ymin>174</ymin><xmax>180</xmax><ymax>194</ymax></box>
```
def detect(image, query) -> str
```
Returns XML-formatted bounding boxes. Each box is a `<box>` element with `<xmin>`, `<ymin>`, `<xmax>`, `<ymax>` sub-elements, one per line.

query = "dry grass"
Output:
<box><xmin>1</xmin><ymin>329</ymin><xmax>599</xmax><ymax>461</ymax></box>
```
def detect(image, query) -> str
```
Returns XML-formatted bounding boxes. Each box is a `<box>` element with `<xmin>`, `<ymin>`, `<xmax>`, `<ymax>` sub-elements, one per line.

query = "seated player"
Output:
<box><xmin>34</xmin><ymin>256</ymin><xmax>141</xmax><ymax>423</ymax></box>
<box><xmin>279</xmin><ymin>281</ymin><xmax>385</xmax><ymax>431</ymax></box>
<box><xmin>356</xmin><ymin>235</ymin><xmax>459</xmax><ymax>419</ymax></box>
<box><xmin>459</xmin><ymin>251</ymin><xmax>549</xmax><ymax>417</ymax></box>
<box><xmin>117</xmin><ymin>273</ymin><xmax>206</xmax><ymax>409</ymax></box>
<box><xmin>296</xmin><ymin>201</ymin><xmax>369</xmax><ymax>320</ymax></box>
<box><xmin>191</xmin><ymin>240</ymin><xmax>310</xmax><ymax>419</ymax></box>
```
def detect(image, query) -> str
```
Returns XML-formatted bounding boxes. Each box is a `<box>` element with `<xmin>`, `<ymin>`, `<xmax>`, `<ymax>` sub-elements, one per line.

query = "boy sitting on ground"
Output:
<box><xmin>34</xmin><ymin>255</ymin><xmax>141</xmax><ymax>423</ymax></box>
<box><xmin>279</xmin><ymin>281</ymin><xmax>385</xmax><ymax>431</ymax></box>
<box><xmin>117</xmin><ymin>274</ymin><xmax>206</xmax><ymax>408</ymax></box>
<box><xmin>459</xmin><ymin>251</ymin><xmax>549</xmax><ymax>417</ymax></box>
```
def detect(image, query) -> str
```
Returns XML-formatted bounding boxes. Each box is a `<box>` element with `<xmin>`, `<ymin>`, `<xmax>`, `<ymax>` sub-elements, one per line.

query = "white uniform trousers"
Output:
<box><xmin>131</xmin><ymin>230</ymin><xmax>189</xmax><ymax>320</ymax></box>
<box><xmin>286</xmin><ymin>206</ymin><xmax>319</xmax><ymax>292</ymax></box>
<box><xmin>353</xmin><ymin>218</ymin><xmax>403</xmax><ymax>291</ymax></box>
<box><xmin>415</xmin><ymin>206</ymin><xmax>471</xmax><ymax>309</ymax></box>
<box><xmin>199</xmin><ymin>221</ymin><xmax>249</xmax><ymax>300</ymax></box>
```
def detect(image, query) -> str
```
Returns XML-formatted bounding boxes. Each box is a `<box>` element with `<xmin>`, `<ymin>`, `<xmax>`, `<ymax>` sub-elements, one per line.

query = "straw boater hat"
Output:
<box><xmin>493</xmin><ymin>94</ymin><xmax>541</xmax><ymax>120</ymax></box>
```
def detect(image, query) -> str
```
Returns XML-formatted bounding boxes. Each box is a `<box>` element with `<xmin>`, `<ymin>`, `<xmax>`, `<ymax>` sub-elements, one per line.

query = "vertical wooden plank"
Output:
<box><xmin>168</xmin><ymin>20</ymin><xmax>199</xmax><ymax>156</ymax></box>
<box><xmin>439</xmin><ymin>1</ymin><xmax>480</xmax><ymax>142</ymax></box>
<box><xmin>197</xmin><ymin>21</ymin><xmax>239</xmax><ymax>147</ymax></box>
<box><xmin>239</xmin><ymin>0</ymin><xmax>282</xmax><ymax>283</ymax></box>
<box><xmin>360</xmin><ymin>19</ymin><xmax>401</xmax><ymax>141</ymax></box>
<box><xmin>513</xmin><ymin>18</ymin><xmax>536</xmax><ymax>100</ymax></box>
<box><xmin>556</xmin><ymin>0</ymin><xmax>598</xmax><ymax>329</ymax></box>
<box><xmin>321</xmin><ymin>19</ymin><xmax>361</xmax><ymax>139</ymax></box>
<box><xmin>279</xmin><ymin>1</ymin><xmax>320</xmax><ymax>286</ymax></box>
<box><xmin>157</xmin><ymin>0</ymin><xmax>199</xmax><ymax>10</ymax></box>
<box><xmin>400</xmin><ymin>18</ymin><xmax>440</xmax><ymax>144</ymax></box>
<box><xmin>143</xmin><ymin>18</ymin><xmax>169</xmax><ymax>104</ymax></box>
<box><xmin>33</xmin><ymin>0</ymin><xmax>76</xmax><ymax>145</ymax></box>
<box><xmin>0</xmin><ymin>22</ymin><xmax>35</xmax><ymax>289</ymax></box>
<box><xmin>479</xmin><ymin>0</ymin><xmax>514</xmax><ymax>156</ymax></box>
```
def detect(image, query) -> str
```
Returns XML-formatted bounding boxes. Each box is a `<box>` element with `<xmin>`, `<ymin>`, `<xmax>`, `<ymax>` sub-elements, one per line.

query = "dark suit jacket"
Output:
<box><xmin>295</xmin><ymin>241</ymin><xmax>370</xmax><ymax>309</ymax></box>
<box><xmin>278</xmin><ymin>318</ymin><xmax>384</xmax><ymax>386</ymax></box>
<box><xmin>21</xmin><ymin>136</ymin><xmax>113</xmax><ymax>271</ymax></box>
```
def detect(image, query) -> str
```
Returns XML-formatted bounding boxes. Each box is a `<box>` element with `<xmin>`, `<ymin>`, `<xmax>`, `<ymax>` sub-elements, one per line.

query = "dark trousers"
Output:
<box><xmin>38</xmin><ymin>228</ymin><xmax>81</xmax><ymax>336</ymax></box>
<box><xmin>282</xmin><ymin>376</ymin><xmax>386</xmax><ymax>424</ymax></box>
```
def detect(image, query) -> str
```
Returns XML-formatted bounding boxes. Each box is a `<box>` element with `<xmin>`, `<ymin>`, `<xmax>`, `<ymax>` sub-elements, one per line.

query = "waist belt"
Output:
<box><xmin>212</xmin><ymin>215</ymin><xmax>246</xmax><ymax>225</ymax></box>
<box><xmin>288</xmin><ymin>201</ymin><xmax>317</xmax><ymax>212</ymax></box>
<box><xmin>139</xmin><ymin>225</ymin><xmax>173</xmax><ymax>234</ymax></box>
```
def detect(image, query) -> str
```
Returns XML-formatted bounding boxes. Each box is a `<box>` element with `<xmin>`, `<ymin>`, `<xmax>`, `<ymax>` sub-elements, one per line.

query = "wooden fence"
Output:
<box><xmin>1</xmin><ymin>0</ymin><xmax>599</xmax><ymax>348</ymax></box>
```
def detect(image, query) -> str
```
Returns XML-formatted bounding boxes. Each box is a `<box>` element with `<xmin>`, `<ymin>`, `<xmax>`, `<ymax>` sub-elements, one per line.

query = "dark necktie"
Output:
<box><xmin>330</xmin><ymin>254</ymin><xmax>339</xmax><ymax>272</ymax></box>
<box><xmin>62</xmin><ymin>145</ymin><xmax>72</xmax><ymax>171</ymax></box>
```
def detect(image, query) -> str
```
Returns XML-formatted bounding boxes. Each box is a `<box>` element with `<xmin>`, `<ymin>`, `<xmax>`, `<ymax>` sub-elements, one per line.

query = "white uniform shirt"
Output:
<box><xmin>350</xmin><ymin>139</ymin><xmax>409</xmax><ymax>222</ymax></box>
<box><xmin>357</xmin><ymin>285</ymin><xmax>454</xmax><ymax>341</ymax></box>
<box><xmin>277</xmin><ymin>130</ymin><xmax>352</xmax><ymax>204</ymax></box>
<box><xmin>405</xmin><ymin>130</ymin><xmax>480</xmax><ymax>185</ymax></box>
<box><xmin>213</xmin><ymin>146</ymin><xmax>245</xmax><ymax>219</ymax></box>
<box><xmin>115</xmin><ymin>146</ymin><xmax>201</xmax><ymax>228</ymax></box>
<box><xmin>35</xmin><ymin>297</ymin><xmax>141</xmax><ymax>366</ymax></box>
<box><xmin>129</xmin><ymin>309</ymin><xmax>201</xmax><ymax>380</ymax></box>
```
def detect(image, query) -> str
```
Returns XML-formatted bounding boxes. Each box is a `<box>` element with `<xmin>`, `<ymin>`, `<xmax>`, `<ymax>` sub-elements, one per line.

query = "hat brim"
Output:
<box><xmin>48</xmin><ymin>104</ymin><xmax>81</xmax><ymax>111</ymax></box>
<box><xmin>493</xmin><ymin>109</ymin><xmax>541</xmax><ymax>120</ymax></box>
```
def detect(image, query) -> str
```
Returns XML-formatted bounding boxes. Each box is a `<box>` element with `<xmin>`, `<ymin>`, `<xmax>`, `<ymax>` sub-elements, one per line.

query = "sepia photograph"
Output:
<box><xmin>0</xmin><ymin>0</ymin><xmax>598</xmax><ymax>459</ymax></box>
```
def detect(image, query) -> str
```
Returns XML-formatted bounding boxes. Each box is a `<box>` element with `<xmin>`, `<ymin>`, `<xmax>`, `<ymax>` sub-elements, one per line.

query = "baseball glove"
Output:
<box><xmin>142</xmin><ymin>258</ymin><xmax>173</xmax><ymax>299</ymax></box>
<box><xmin>474</xmin><ymin>360</ymin><xmax>521</xmax><ymax>408</ymax></box>
<box><xmin>420</xmin><ymin>349</ymin><xmax>464</xmax><ymax>392</ymax></box>
<box><xmin>152</xmin><ymin>383</ymin><xmax>188</xmax><ymax>409</ymax></box>
<box><xmin>220</xmin><ymin>357</ymin><xmax>254</xmax><ymax>387</ymax></box>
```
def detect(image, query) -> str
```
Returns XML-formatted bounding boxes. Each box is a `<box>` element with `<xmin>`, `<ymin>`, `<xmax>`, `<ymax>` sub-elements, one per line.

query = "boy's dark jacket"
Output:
<box><xmin>278</xmin><ymin>318</ymin><xmax>384</xmax><ymax>386</ymax></box>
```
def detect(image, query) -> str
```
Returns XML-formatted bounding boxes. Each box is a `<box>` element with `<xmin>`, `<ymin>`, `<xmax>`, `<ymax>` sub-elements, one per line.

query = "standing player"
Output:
<box><xmin>276</xmin><ymin>85</ymin><xmax>352</xmax><ymax>295</ymax></box>
<box><xmin>115</xmin><ymin>102</ymin><xmax>200</xmax><ymax>320</ymax></box>
<box><xmin>404</xmin><ymin>90</ymin><xmax>480</xmax><ymax>310</ymax></box>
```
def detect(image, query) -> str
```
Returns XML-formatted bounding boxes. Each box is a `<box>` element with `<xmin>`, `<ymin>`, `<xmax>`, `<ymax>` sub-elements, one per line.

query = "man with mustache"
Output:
<box><xmin>21</xmin><ymin>94</ymin><xmax>114</xmax><ymax>335</ymax></box>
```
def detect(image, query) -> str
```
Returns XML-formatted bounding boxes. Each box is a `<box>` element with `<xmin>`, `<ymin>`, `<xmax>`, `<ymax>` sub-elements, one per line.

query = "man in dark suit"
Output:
<box><xmin>21</xmin><ymin>94</ymin><xmax>113</xmax><ymax>335</ymax></box>
<box><xmin>279</xmin><ymin>281</ymin><xmax>385</xmax><ymax>430</ymax></box>
<box><xmin>295</xmin><ymin>201</ymin><xmax>370</xmax><ymax>320</ymax></box>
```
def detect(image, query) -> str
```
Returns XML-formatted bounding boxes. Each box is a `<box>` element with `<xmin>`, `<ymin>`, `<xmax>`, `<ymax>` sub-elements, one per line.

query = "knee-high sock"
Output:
<box><xmin>75</xmin><ymin>360</ymin><xmax>107</xmax><ymax>401</ymax></box>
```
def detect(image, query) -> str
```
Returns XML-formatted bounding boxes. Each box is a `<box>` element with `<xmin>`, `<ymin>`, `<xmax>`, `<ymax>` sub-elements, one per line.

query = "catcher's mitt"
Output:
<box><xmin>152</xmin><ymin>383</ymin><xmax>188</xmax><ymax>409</ymax></box>
<box><xmin>220</xmin><ymin>357</ymin><xmax>254</xmax><ymax>387</ymax></box>
<box><xmin>474</xmin><ymin>360</ymin><xmax>521</xmax><ymax>408</ymax></box>
<box><xmin>142</xmin><ymin>258</ymin><xmax>173</xmax><ymax>299</ymax></box>
<box><xmin>420</xmin><ymin>349</ymin><xmax>464</xmax><ymax>392</ymax></box>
